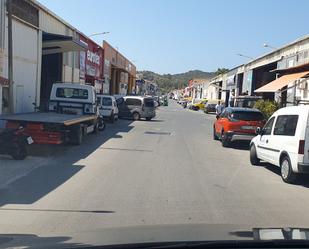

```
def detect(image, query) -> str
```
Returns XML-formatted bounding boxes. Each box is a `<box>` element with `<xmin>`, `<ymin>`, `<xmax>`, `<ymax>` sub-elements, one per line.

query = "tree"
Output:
<box><xmin>215</xmin><ymin>68</ymin><xmax>229</xmax><ymax>75</ymax></box>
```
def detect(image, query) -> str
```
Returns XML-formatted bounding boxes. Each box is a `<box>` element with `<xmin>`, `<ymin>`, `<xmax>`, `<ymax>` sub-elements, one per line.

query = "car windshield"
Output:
<box><xmin>231</xmin><ymin>111</ymin><xmax>264</xmax><ymax>121</ymax></box>
<box><xmin>102</xmin><ymin>97</ymin><xmax>112</xmax><ymax>106</ymax></box>
<box><xmin>3</xmin><ymin>0</ymin><xmax>309</xmax><ymax>248</ymax></box>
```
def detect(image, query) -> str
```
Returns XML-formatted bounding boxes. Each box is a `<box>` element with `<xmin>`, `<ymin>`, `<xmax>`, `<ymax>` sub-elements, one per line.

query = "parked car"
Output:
<box><xmin>191</xmin><ymin>99</ymin><xmax>208</xmax><ymax>111</ymax></box>
<box><xmin>204</xmin><ymin>103</ymin><xmax>217</xmax><ymax>114</ymax></box>
<box><xmin>117</xmin><ymin>96</ymin><xmax>156</xmax><ymax>121</ymax></box>
<box><xmin>250</xmin><ymin>105</ymin><xmax>309</xmax><ymax>183</ymax></box>
<box><xmin>97</xmin><ymin>95</ymin><xmax>119</xmax><ymax>123</ymax></box>
<box><xmin>213</xmin><ymin>107</ymin><xmax>265</xmax><ymax>147</ymax></box>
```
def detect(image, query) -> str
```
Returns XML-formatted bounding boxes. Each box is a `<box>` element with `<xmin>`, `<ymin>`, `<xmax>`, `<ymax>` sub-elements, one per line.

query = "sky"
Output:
<box><xmin>39</xmin><ymin>0</ymin><xmax>309</xmax><ymax>74</ymax></box>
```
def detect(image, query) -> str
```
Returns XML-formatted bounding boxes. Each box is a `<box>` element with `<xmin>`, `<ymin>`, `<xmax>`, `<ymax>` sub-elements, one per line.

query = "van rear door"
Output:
<box><xmin>302</xmin><ymin>114</ymin><xmax>309</xmax><ymax>164</ymax></box>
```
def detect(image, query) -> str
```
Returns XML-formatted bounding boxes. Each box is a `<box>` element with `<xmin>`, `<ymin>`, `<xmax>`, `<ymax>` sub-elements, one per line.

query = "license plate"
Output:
<box><xmin>241</xmin><ymin>126</ymin><xmax>256</xmax><ymax>130</ymax></box>
<box><xmin>27</xmin><ymin>137</ymin><xmax>34</xmax><ymax>144</ymax></box>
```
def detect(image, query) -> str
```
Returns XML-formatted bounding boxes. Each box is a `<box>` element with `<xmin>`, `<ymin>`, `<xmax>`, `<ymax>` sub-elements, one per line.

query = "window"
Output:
<box><xmin>263</xmin><ymin>117</ymin><xmax>275</xmax><ymax>135</ymax></box>
<box><xmin>102</xmin><ymin>97</ymin><xmax>112</xmax><ymax>106</ymax></box>
<box><xmin>274</xmin><ymin>115</ymin><xmax>298</xmax><ymax>136</ymax></box>
<box><xmin>56</xmin><ymin>88</ymin><xmax>88</xmax><ymax>99</ymax></box>
<box><xmin>144</xmin><ymin>98</ymin><xmax>154</xmax><ymax>107</ymax></box>
<box><xmin>231</xmin><ymin>111</ymin><xmax>264</xmax><ymax>121</ymax></box>
<box><xmin>125</xmin><ymin>98</ymin><xmax>142</xmax><ymax>106</ymax></box>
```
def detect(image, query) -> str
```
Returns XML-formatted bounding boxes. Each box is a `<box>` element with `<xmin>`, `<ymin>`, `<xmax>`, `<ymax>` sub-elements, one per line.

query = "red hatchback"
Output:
<box><xmin>213</xmin><ymin>107</ymin><xmax>266</xmax><ymax>147</ymax></box>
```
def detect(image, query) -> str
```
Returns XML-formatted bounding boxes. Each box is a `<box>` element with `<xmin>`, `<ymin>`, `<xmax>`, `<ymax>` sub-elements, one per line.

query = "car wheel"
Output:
<box><xmin>98</xmin><ymin>118</ymin><xmax>106</xmax><ymax>131</ymax></box>
<box><xmin>221</xmin><ymin>131</ymin><xmax>230</xmax><ymax>147</ymax></box>
<box><xmin>146</xmin><ymin>117</ymin><xmax>152</xmax><ymax>121</ymax></box>
<box><xmin>11</xmin><ymin>144</ymin><xmax>27</xmax><ymax>160</ymax></box>
<box><xmin>250</xmin><ymin>144</ymin><xmax>260</xmax><ymax>165</ymax></box>
<box><xmin>132</xmin><ymin>112</ymin><xmax>140</xmax><ymax>121</ymax></box>
<box><xmin>280</xmin><ymin>155</ymin><xmax>297</xmax><ymax>183</ymax></box>
<box><xmin>110</xmin><ymin>113</ymin><xmax>114</xmax><ymax>123</ymax></box>
<box><xmin>213</xmin><ymin>126</ymin><xmax>219</xmax><ymax>140</ymax></box>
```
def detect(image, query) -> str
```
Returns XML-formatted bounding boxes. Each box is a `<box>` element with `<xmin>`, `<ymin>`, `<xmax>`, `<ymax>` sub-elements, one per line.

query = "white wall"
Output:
<box><xmin>3</xmin><ymin>18</ymin><xmax>39</xmax><ymax>113</ymax></box>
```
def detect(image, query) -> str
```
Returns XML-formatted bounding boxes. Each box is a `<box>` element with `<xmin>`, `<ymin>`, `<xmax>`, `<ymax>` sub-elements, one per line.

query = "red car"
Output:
<box><xmin>213</xmin><ymin>107</ymin><xmax>266</xmax><ymax>147</ymax></box>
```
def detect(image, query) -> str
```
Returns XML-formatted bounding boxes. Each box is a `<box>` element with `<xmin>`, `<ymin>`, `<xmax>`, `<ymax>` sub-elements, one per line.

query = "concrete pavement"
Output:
<box><xmin>1</xmin><ymin>101</ymin><xmax>309</xmax><ymax>246</ymax></box>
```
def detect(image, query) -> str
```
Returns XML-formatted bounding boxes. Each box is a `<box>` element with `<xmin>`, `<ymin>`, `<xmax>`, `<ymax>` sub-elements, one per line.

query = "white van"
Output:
<box><xmin>250</xmin><ymin>105</ymin><xmax>309</xmax><ymax>183</ymax></box>
<box><xmin>97</xmin><ymin>95</ymin><xmax>119</xmax><ymax>123</ymax></box>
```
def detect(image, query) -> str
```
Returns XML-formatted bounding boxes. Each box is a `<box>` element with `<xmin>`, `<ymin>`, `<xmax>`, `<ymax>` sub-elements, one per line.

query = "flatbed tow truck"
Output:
<box><xmin>0</xmin><ymin>83</ymin><xmax>105</xmax><ymax>145</ymax></box>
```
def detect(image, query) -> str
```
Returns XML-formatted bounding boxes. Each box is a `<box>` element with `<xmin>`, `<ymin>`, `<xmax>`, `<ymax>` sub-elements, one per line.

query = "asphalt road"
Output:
<box><xmin>1</xmin><ymin>101</ymin><xmax>309</xmax><ymax>247</ymax></box>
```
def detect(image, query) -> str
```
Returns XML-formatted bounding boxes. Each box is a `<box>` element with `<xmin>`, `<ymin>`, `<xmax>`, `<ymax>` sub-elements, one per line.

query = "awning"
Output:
<box><xmin>42</xmin><ymin>32</ymin><xmax>88</xmax><ymax>55</ymax></box>
<box><xmin>254</xmin><ymin>71</ymin><xmax>309</xmax><ymax>93</ymax></box>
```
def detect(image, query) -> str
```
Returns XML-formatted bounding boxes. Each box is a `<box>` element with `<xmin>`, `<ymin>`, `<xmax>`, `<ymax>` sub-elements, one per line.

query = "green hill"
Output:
<box><xmin>138</xmin><ymin>70</ymin><xmax>216</xmax><ymax>93</ymax></box>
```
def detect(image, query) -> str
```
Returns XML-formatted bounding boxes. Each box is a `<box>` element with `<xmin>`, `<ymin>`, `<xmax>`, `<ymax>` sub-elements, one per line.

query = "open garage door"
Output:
<box><xmin>40</xmin><ymin>32</ymin><xmax>87</xmax><ymax>110</ymax></box>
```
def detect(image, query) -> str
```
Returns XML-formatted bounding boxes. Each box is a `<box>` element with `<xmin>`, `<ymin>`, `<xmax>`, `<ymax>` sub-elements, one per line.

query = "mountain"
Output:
<box><xmin>137</xmin><ymin>70</ymin><xmax>216</xmax><ymax>93</ymax></box>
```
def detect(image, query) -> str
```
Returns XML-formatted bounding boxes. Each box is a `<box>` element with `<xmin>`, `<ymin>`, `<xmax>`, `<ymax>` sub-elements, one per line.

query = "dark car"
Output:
<box><xmin>204</xmin><ymin>103</ymin><xmax>216</xmax><ymax>114</ymax></box>
<box><xmin>117</xmin><ymin>96</ymin><xmax>156</xmax><ymax>121</ymax></box>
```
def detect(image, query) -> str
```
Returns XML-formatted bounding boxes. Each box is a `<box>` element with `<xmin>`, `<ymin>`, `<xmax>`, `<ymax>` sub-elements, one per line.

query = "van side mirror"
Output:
<box><xmin>256</xmin><ymin>127</ymin><xmax>262</xmax><ymax>135</ymax></box>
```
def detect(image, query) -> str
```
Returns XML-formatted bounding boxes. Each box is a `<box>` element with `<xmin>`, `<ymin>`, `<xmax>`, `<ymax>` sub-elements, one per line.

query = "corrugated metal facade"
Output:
<box><xmin>0</xmin><ymin>0</ymin><xmax>5</xmax><ymax>49</ymax></box>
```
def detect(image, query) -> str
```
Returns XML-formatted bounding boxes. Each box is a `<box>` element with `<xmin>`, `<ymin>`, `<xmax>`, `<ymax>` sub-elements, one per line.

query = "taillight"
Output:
<box><xmin>298</xmin><ymin>140</ymin><xmax>305</xmax><ymax>154</ymax></box>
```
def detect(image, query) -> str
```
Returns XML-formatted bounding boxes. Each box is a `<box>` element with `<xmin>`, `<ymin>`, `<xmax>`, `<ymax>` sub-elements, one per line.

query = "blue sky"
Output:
<box><xmin>39</xmin><ymin>0</ymin><xmax>309</xmax><ymax>74</ymax></box>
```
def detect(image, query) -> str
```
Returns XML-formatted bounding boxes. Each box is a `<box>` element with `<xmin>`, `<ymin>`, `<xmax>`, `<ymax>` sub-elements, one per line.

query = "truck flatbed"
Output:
<box><xmin>0</xmin><ymin>112</ymin><xmax>96</xmax><ymax>126</ymax></box>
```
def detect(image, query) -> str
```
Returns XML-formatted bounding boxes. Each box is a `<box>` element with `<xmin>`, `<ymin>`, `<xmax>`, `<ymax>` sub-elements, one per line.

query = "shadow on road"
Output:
<box><xmin>260</xmin><ymin>163</ymin><xmax>309</xmax><ymax>188</ymax></box>
<box><xmin>0</xmin><ymin>233</ymin><xmax>89</xmax><ymax>249</ymax></box>
<box><xmin>0</xmin><ymin>119</ymin><xmax>135</xmax><ymax>206</ymax></box>
<box><xmin>229</xmin><ymin>141</ymin><xmax>250</xmax><ymax>151</ymax></box>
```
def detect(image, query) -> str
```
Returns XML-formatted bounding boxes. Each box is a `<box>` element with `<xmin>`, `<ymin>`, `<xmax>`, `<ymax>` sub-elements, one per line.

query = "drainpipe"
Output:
<box><xmin>7</xmin><ymin>0</ymin><xmax>14</xmax><ymax>113</ymax></box>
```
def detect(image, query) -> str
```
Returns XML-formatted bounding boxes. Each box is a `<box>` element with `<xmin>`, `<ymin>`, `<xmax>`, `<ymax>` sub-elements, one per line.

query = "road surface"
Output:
<box><xmin>1</xmin><ymin>101</ymin><xmax>309</xmax><ymax>247</ymax></box>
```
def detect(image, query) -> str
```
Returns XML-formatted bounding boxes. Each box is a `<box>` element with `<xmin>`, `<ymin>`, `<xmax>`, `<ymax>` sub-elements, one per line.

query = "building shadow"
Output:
<box><xmin>0</xmin><ymin>233</ymin><xmax>90</xmax><ymax>249</ymax></box>
<box><xmin>0</xmin><ymin>119</ymin><xmax>135</xmax><ymax>206</ymax></box>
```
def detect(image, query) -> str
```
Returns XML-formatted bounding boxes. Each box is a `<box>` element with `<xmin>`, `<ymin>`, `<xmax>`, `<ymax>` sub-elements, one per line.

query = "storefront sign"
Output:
<box><xmin>79</xmin><ymin>34</ymin><xmax>103</xmax><ymax>83</ymax></box>
<box><xmin>79</xmin><ymin>51</ymin><xmax>86</xmax><ymax>80</ymax></box>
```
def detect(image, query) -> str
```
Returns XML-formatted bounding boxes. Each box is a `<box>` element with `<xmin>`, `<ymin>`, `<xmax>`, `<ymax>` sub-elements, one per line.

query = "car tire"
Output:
<box><xmin>221</xmin><ymin>131</ymin><xmax>230</xmax><ymax>147</ymax></box>
<box><xmin>11</xmin><ymin>144</ymin><xmax>27</xmax><ymax>160</ymax></box>
<box><xmin>280</xmin><ymin>155</ymin><xmax>297</xmax><ymax>184</ymax></box>
<box><xmin>110</xmin><ymin>113</ymin><xmax>114</xmax><ymax>123</ymax></box>
<box><xmin>71</xmin><ymin>124</ymin><xmax>83</xmax><ymax>145</ymax></box>
<box><xmin>146</xmin><ymin>117</ymin><xmax>152</xmax><ymax>121</ymax></box>
<box><xmin>98</xmin><ymin>118</ymin><xmax>106</xmax><ymax>131</ymax></box>
<box><xmin>213</xmin><ymin>126</ymin><xmax>219</xmax><ymax>140</ymax></box>
<box><xmin>132</xmin><ymin>112</ymin><xmax>140</xmax><ymax>121</ymax></box>
<box><xmin>250</xmin><ymin>144</ymin><xmax>260</xmax><ymax>165</ymax></box>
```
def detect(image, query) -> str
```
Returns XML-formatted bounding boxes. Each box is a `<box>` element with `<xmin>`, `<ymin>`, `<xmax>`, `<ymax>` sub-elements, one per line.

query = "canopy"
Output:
<box><xmin>255</xmin><ymin>71</ymin><xmax>309</xmax><ymax>93</ymax></box>
<box><xmin>42</xmin><ymin>32</ymin><xmax>87</xmax><ymax>55</ymax></box>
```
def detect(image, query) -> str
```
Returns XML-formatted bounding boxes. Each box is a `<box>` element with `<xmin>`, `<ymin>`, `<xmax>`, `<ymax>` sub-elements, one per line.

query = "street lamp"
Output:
<box><xmin>236</xmin><ymin>53</ymin><xmax>254</xmax><ymax>60</ymax></box>
<box><xmin>88</xmin><ymin>32</ymin><xmax>110</xmax><ymax>38</ymax></box>
<box><xmin>263</xmin><ymin>43</ymin><xmax>277</xmax><ymax>50</ymax></box>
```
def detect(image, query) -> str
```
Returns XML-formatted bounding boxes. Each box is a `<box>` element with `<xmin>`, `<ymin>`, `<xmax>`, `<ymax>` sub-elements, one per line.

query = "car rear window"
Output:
<box><xmin>231</xmin><ymin>111</ymin><xmax>264</xmax><ymax>121</ymax></box>
<box><xmin>145</xmin><ymin>98</ymin><xmax>154</xmax><ymax>107</ymax></box>
<box><xmin>125</xmin><ymin>98</ymin><xmax>142</xmax><ymax>106</ymax></box>
<box><xmin>56</xmin><ymin>88</ymin><xmax>88</xmax><ymax>99</ymax></box>
<box><xmin>102</xmin><ymin>97</ymin><xmax>112</xmax><ymax>106</ymax></box>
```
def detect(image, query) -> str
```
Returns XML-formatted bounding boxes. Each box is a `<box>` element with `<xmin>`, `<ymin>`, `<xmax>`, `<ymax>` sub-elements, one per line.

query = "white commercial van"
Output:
<box><xmin>250</xmin><ymin>105</ymin><xmax>309</xmax><ymax>183</ymax></box>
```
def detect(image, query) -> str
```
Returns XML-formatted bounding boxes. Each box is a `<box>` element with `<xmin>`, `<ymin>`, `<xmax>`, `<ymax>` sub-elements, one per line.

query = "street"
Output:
<box><xmin>1</xmin><ymin>101</ymin><xmax>309</xmax><ymax>245</ymax></box>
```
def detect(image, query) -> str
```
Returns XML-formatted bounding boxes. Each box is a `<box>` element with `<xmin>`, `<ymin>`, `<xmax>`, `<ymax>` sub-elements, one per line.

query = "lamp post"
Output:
<box><xmin>236</xmin><ymin>53</ymin><xmax>254</xmax><ymax>60</ymax></box>
<box><xmin>88</xmin><ymin>32</ymin><xmax>110</xmax><ymax>38</ymax></box>
<box><xmin>263</xmin><ymin>43</ymin><xmax>278</xmax><ymax>50</ymax></box>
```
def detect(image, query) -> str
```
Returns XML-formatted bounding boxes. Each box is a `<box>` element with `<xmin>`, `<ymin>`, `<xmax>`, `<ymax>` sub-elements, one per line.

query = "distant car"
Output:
<box><xmin>97</xmin><ymin>95</ymin><xmax>119</xmax><ymax>123</ymax></box>
<box><xmin>204</xmin><ymin>103</ymin><xmax>216</xmax><ymax>114</ymax></box>
<box><xmin>250</xmin><ymin>105</ymin><xmax>309</xmax><ymax>183</ymax></box>
<box><xmin>117</xmin><ymin>96</ymin><xmax>156</xmax><ymax>121</ymax></box>
<box><xmin>191</xmin><ymin>99</ymin><xmax>208</xmax><ymax>111</ymax></box>
<box><xmin>213</xmin><ymin>107</ymin><xmax>266</xmax><ymax>147</ymax></box>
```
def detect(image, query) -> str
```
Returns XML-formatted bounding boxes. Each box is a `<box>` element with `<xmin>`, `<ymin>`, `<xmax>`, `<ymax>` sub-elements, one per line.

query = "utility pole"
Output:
<box><xmin>7</xmin><ymin>0</ymin><xmax>14</xmax><ymax>113</ymax></box>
